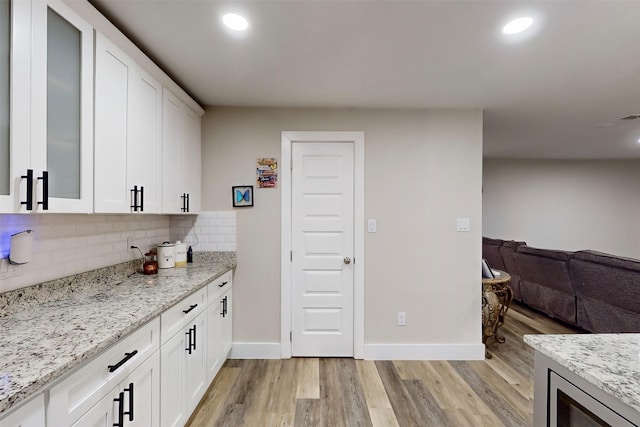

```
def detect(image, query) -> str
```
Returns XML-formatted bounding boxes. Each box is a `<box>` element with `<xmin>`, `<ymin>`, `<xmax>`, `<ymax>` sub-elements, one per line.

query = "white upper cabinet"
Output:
<box><xmin>30</xmin><ymin>0</ymin><xmax>94</xmax><ymax>213</ymax></box>
<box><xmin>1</xmin><ymin>0</ymin><xmax>32</xmax><ymax>213</ymax></box>
<box><xmin>0</xmin><ymin>0</ymin><xmax>10</xmax><ymax>211</ymax></box>
<box><xmin>162</xmin><ymin>89</ymin><xmax>201</xmax><ymax>214</ymax></box>
<box><xmin>94</xmin><ymin>33</ymin><xmax>162</xmax><ymax>213</ymax></box>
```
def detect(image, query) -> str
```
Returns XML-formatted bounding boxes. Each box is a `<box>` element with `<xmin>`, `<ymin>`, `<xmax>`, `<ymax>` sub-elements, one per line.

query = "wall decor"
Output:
<box><xmin>232</xmin><ymin>185</ymin><xmax>253</xmax><ymax>207</ymax></box>
<box><xmin>257</xmin><ymin>158</ymin><xmax>278</xmax><ymax>188</ymax></box>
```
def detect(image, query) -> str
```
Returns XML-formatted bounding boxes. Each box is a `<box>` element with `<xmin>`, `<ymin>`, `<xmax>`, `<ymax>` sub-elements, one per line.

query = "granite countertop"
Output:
<box><xmin>0</xmin><ymin>253</ymin><xmax>236</xmax><ymax>416</ymax></box>
<box><xmin>524</xmin><ymin>333</ymin><xmax>640</xmax><ymax>414</ymax></box>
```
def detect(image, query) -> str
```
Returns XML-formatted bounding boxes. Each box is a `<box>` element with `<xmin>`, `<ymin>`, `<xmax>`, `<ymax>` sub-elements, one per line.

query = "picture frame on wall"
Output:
<box><xmin>232</xmin><ymin>185</ymin><xmax>254</xmax><ymax>207</ymax></box>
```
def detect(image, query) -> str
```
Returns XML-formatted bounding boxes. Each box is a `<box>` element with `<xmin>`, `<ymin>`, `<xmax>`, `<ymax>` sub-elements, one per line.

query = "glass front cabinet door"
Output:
<box><xmin>30</xmin><ymin>0</ymin><xmax>93</xmax><ymax>213</ymax></box>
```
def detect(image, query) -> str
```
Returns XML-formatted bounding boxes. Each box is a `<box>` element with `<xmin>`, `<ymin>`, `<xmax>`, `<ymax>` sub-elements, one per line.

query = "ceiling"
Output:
<box><xmin>89</xmin><ymin>0</ymin><xmax>640</xmax><ymax>159</ymax></box>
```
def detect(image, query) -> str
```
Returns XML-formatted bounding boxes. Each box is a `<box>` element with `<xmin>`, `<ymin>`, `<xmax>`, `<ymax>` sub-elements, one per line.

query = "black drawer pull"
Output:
<box><xmin>37</xmin><ymin>170</ymin><xmax>48</xmax><ymax>210</ymax></box>
<box><xmin>107</xmin><ymin>350</ymin><xmax>138</xmax><ymax>373</ymax></box>
<box><xmin>113</xmin><ymin>391</ymin><xmax>124</xmax><ymax>427</ymax></box>
<box><xmin>183</xmin><ymin>304</ymin><xmax>198</xmax><ymax>314</ymax></box>
<box><xmin>218</xmin><ymin>281</ymin><xmax>229</xmax><ymax>288</ymax></box>
<box><xmin>124</xmin><ymin>382</ymin><xmax>134</xmax><ymax>421</ymax></box>
<box><xmin>21</xmin><ymin>169</ymin><xmax>33</xmax><ymax>210</ymax></box>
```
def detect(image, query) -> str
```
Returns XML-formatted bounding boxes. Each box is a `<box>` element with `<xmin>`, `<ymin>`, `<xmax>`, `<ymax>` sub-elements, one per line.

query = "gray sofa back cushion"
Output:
<box><xmin>570</xmin><ymin>250</ymin><xmax>640</xmax><ymax>332</ymax></box>
<box><xmin>513</xmin><ymin>245</ymin><xmax>577</xmax><ymax>325</ymax></box>
<box><xmin>482</xmin><ymin>237</ymin><xmax>506</xmax><ymax>271</ymax></box>
<box><xmin>499</xmin><ymin>240</ymin><xmax>526</xmax><ymax>301</ymax></box>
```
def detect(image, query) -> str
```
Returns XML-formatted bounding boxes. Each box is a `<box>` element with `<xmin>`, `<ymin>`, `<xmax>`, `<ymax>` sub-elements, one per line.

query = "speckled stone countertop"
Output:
<box><xmin>525</xmin><ymin>334</ymin><xmax>640</xmax><ymax>414</ymax></box>
<box><xmin>0</xmin><ymin>252</ymin><xmax>236</xmax><ymax>416</ymax></box>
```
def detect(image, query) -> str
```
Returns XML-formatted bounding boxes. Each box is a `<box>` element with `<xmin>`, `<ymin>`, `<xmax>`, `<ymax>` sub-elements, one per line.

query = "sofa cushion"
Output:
<box><xmin>513</xmin><ymin>245</ymin><xmax>577</xmax><ymax>325</ymax></box>
<box><xmin>499</xmin><ymin>240</ymin><xmax>526</xmax><ymax>301</ymax></box>
<box><xmin>570</xmin><ymin>250</ymin><xmax>640</xmax><ymax>332</ymax></box>
<box><xmin>482</xmin><ymin>237</ymin><xmax>506</xmax><ymax>271</ymax></box>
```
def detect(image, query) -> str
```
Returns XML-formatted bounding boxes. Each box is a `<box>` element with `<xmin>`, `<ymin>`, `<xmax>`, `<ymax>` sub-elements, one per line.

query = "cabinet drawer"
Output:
<box><xmin>48</xmin><ymin>317</ymin><xmax>160</xmax><ymax>426</ymax></box>
<box><xmin>161</xmin><ymin>287</ymin><xmax>206</xmax><ymax>344</ymax></box>
<box><xmin>207</xmin><ymin>271</ymin><xmax>232</xmax><ymax>305</ymax></box>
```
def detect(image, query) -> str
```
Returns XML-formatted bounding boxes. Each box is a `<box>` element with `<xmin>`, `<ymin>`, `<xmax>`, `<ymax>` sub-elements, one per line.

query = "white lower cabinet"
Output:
<box><xmin>4</xmin><ymin>270</ymin><xmax>233</xmax><ymax>427</ymax></box>
<box><xmin>0</xmin><ymin>395</ymin><xmax>45</xmax><ymax>427</ymax></box>
<box><xmin>160</xmin><ymin>304</ymin><xmax>208</xmax><ymax>427</ymax></box>
<box><xmin>72</xmin><ymin>352</ymin><xmax>160</xmax><ymax>427</ymax></box>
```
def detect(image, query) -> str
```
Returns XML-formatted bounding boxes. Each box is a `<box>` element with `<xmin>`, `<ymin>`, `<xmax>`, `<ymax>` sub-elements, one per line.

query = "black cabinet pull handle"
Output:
<box><xmin>113</xmin><ymin>391</ymin><xmax>124</xmax><ymax>427</ymax></box>
<box><xmin>37</xmin><ymin>171</ymin><xmax>48</xmax><ymax>210</ymax></box>
<box><xmin>186</xmin><ymin>193</ymin><xmax>190</xmax><ymax>212</ymax></box>
<box><xmin>107</xmin><ymin>350</ymin><xmax>138</xmax><ymax>373</ymax></box>
<box><xmin>185</xmin><ymin>329</ymin><xmax>192</xmax><ymax>354</ymax></box>
<box><xmin>218</xmin><ymin>281</ymin><xmax>228</xmax><ymax>288</ymax></box>
<box><xmin>21</xmin><ymin>169</ymin><xmax>33</xmax><ymax>210</ymax></box>
<box><xmin>223</xmin><ymin>296</ymin><xmax>228</xmax><ymax>317</ymax></box>
<box><xmin>123</xmin><ymin>382</ymin><xmax>134</xmax><ymax>421</ymax></box>
<box><xmin>192</xmin><ymin>324</ymin><xmax>197</xmax><ymax>351</ymax></box>
<box><xmin>220</xmin><ymin>299</ymin><xmax>225</xmax><ymax>316</ymax></box>
<box><xmin>182</xmin><ymin>304</ymin><xmax>198</xmax><ymax>314</ymax></box>
<box><xmin>130</xmin><ymin>185</ymin><xmax>138</xmax><ymax>211</ymax></box>
<box><xmin>139</xmin><ymin>186</ymin><xmax>144</xmax><ymax>212</ymax></box>
<box><xmin>180</xmin><ymin>193</ymin><xmax>186</xmax><ymax>212</ymax></box>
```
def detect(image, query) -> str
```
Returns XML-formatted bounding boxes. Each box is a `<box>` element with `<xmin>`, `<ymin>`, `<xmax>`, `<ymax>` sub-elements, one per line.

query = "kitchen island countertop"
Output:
<box><xmin>0</xmin><ymin>254</ymin><xmax>235</xmax><ymax>416</ymax></box>
<box><xmin>524</xmin><ymin>333</ymin><xmax>640</xmax><ymax>415</ymax></box>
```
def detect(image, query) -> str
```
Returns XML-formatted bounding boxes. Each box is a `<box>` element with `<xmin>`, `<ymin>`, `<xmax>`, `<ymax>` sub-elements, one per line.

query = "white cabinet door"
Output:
<box><xmin>31</xmin><ymin>0</ymin><xmax>94</xmax><ymax>213</ymax></box>
<box><xmin>128</xmin><ymin>67</ymin><xmax>162</xmax><ymax>214</ymax></box>
<box><xmin>180</xmin><ymin>105</ymin><xmax>201</xmax><ymax>214</ymax></box>
<box><xmin>162</xmin><ymin>88</ymin><xmax>201</xmax><ymax>214</ymax></box>
<box><xmin>186</xmin><ymin>311</ymin><xmax>207</xmax><ymax>411</ymax></box>
<box><xmin>205</xmin><ymin>296</ymin><xmax>222</xmax><ymax>383</ymax></box>
<box><xmin>160</xmin><ymin>328</ymin><xmax>188</xmax><ymax>427</ymax></box>
<box><xmin>71</xmin><ymin>390</ymin><xmax>116</xmax><ymax>427</ymax></box>
<box><xmin>127</xmin><ymin>351</ymin><xmax>160</xmax><ymax>427</ymax></box>
<box><xmin>1</xmin><ymin>0</ymin><xmax>35</xmax><ymax>213</ymax></box>
<box><xmin>0</xmin><ymin>395</ymin><xmax>44</xmax><ymax>427</ymax></box>
<box><xmin>161</xmin><ymin>89</ymin><xmax>182</xmax><ymax>214</ymax></box>
<box><xmin>94</xmin><ymin>32</ymin><xmax>130</xmax><ymax>213</ymax></box>
<box><xmin>94</xmin><ymin>33</ymin><xmax>162</xmax><ymax>214</ymax></box>
<box><xmin>220</xmin><ymin>288</ymin><xmax>233</xmax><ymax>359</ymax></box>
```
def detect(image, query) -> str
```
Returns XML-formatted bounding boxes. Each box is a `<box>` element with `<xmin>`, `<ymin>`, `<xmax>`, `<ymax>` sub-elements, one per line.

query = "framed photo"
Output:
<box><xmin>232</xmin><ymin>185</ymin><xmax>254</xmax><ymax>207</ymax></box>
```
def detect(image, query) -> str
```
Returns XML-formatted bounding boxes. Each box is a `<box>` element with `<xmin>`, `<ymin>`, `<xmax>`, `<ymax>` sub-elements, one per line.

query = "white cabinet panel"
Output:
<box><xmin>160</xmin><ymin>327</ymin><xmax>188</xmax><ymax>427</ymax></box>
<box><xmin>0</xmin><ymin>395</ymin><xmax>44</xmax><ymax>427</ymax></box>
<box><xmin>48</xmin><ymin>318</ymin><xmax>159</xmax><ymax>426</ymax></box>
<box><xmin>94</xmin><ymin>33</ymin><xmax>129</xmax><ymax>213</ymax></box>
<box><xmin>30</xmin><ymin>0</ymin><xmax>94</xmax><ymax>213</ymax></box>
<box><xmin>162</xmin><ymin>88</ymin><xmax>201</xmax><ymax>214</ymax></box>
<box><xmin>94</xmin><ymin>33</ymin><xmax>162</xmax><ymax>214</ymax></box>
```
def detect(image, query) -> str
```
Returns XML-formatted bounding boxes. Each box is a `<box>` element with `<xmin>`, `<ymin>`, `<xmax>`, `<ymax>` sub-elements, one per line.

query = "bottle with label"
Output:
<box><xmin>187</xmin><ymin>245</ymin><xmax>193</xmax><ymax>263</ymax></box>
<box><xmin>175</xmin><ymin>240</ymin><xmax>187</xmax><ymax>267</ymax></box>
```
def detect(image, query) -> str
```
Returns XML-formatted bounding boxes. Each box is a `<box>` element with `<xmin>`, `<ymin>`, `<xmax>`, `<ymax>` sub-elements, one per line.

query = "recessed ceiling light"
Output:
<box><xmin>503</xmin><ymin>17</ymin><xmax>533</xmax><ymax>35</ymax></box>
<box><xmin>222</xmin><ymin>13</ymin><xmax>248</xmax><ymax>31</ymax></box>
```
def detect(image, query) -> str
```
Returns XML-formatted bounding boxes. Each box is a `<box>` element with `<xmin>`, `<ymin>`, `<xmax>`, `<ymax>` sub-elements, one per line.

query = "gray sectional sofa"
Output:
<box><xmin>482</xmin><ymin>237</ymin><xmax>640</xmax><ymax>333</ymax></box>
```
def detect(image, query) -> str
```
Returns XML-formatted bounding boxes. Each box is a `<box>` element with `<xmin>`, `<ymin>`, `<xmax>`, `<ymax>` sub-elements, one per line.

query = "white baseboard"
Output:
<box><xmin>230</xmin><ymin>342</ymin><xmax>485</xmax><ymax>360</ymax></box>
<box><xmin>230</xmin><ymin>342</ymin><xmax>282</xmax><ymax>359</ymax></box>
<box><xmin>364</xmin><ymin>343</ymin><xmax>485</xmax><ymax>360</ymax></box>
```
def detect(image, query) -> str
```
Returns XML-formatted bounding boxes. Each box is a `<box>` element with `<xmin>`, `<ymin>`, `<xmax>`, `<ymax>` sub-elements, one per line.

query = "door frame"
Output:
<box><xmin>281</xmin><ymin>131</ymin><xmax>365</xmax><ymax>359</ymax></box>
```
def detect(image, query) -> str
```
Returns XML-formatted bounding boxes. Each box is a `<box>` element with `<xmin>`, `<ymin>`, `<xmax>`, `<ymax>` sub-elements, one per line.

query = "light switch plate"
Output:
<box><xmin>456</xmin><ymin>218</ymin><xmax>470</xmax><ymax>232</ymax></box>
<box><xmin>368</xmin><ymin>219</ymin><xmax>377</xmax><ymax>233</ymax></box>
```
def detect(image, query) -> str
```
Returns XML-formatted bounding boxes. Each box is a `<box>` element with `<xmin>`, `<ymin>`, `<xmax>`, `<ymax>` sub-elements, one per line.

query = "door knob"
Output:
<box><xmin>344</xmin><ymin>257</ymin><xmax>351</xmax><ymax>265</ymax></box>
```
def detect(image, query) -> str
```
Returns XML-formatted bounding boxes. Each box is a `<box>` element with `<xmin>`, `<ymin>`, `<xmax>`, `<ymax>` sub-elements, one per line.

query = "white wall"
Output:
<box><xmin>201</xmin><ymin>107</ymin><xmax>484</xmax><ymax>359</ymax></box>
<box><xmin>483</xmin><ymin>159</ymin><xmax>640</xmax><ymax>259</ymax></box>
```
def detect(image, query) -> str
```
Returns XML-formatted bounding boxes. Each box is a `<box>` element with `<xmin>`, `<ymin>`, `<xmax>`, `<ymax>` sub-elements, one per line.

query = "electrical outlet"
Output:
<box><xmin>397</xmin><ymin>311</ymin><xmax>407</xmax><ymax>326</ymax></box>
<box><xmin>127</xmin><ymin>237</ymin><xmax>135</xmax><ymax>252</ymax></box>
<box><xmin>0</xmin><ymin>258</ymin><xmax>22</xmax><ymax>279</ymax></box>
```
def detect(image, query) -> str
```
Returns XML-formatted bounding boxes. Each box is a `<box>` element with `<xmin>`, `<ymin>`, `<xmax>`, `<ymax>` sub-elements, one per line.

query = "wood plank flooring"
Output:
<box><xmin>186</xmin><ymin>302</ymin><xmax>581</xmax><ymax>427</ymax></box>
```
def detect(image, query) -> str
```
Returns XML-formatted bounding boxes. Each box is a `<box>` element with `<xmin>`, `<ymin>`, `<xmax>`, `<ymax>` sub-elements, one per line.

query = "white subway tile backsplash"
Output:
<box><xmin>0</xmin><ymin>211</ymin><xmax>235</xmax><ymax>293</ymax></box>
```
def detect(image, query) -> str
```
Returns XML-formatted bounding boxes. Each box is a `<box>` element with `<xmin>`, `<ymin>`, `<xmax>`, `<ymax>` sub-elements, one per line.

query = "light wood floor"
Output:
<box><xmin>186</xmin><ymin>303</ymin><xmax>581</xmax><ymax>427</ymax></box>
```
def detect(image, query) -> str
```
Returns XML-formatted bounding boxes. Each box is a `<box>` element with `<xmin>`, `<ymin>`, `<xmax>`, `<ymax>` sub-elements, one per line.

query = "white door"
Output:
<box><xmin>291</xmin><ymin>142</ymin><xmax>354</xmax><ymax>357</ymax></box>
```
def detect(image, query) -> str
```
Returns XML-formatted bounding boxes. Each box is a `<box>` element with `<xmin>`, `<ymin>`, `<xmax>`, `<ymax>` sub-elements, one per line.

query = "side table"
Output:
<box><xmin>482</xmin><ymin>270</ymin><xmax>512</xmax><ymax>358</ymax></box>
